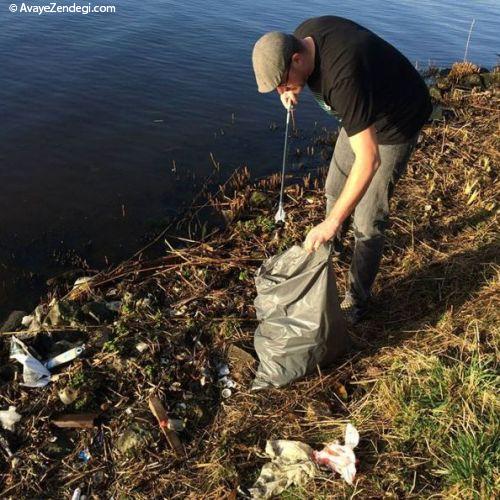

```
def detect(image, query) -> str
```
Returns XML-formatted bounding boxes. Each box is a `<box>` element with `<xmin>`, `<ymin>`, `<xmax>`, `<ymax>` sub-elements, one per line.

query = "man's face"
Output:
<box><xmin>275</xmin><ymin>54</ymin><xmax>306</xmax><ymax>100</ymax></box>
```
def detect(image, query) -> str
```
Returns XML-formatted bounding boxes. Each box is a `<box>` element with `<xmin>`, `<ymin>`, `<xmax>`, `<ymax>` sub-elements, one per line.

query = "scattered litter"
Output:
<box><xmin>10</xmin><ymin>337</ymin><xmax>51</xmax><ymax>387</ymax></box>
<box><xmin>312</xmin><ymin>423</ymin><xmax>360</xmax><ymax>485</ymax></box>
<box><xmin>58</xmin><ymin>387</ymin><xmax>79</xmax><ymax>405</ymax></box>
<box><xmin>105</xmin><ymin>301</ymin><xmax>122</xmax><ymax>312</ymax></box>
<box><xmin>0</xmin><ymin>406</ymin><xmax>21</xmax><ymax>431</ymax></box>
<box><xmin>249</xmin><ymin>440</ymin><xmax>316</xmax><ymax>499</ymax></box>
<box><xmin>10</xmin><ymin>336</ymin><xmax>84</xmax><ymax>388</ymax></box>
<box><xmin>71</xmin><ymin>487</ymin><xmax>82</xmax><ymax>500</ymax></box>
<box><xmin>69</xmin><ymin>277</ymin><xmax>94</xmax><ymax>299</ymax></box>
<box><xmin>218</xmin><ymin>376</ymin><xmax>236</xmax><ymax>389</ymax></box>
<box><xmin>21</xmin><ymin>315</ymin><xmax>33</xmax><ymax>327</ymax></box>
<box><xmin>216</xmin><ymin>363</ymin><xmax>237</xmax><ymax>398</ymax></box>
<box><xmin>135</xmin><ymin>341</ymin><xmax>148</xmax><ymax>353</ymax></box>
<box><xmin>148</xmin><ymin>395</ymin><xmax>184</xmax><ymax>455</ymax></box>
<box><xmin>46</xmin><ymin>345</ymin><xmax>85</xmax><ymax>370</ymax></box>
<box><xmin>73</xmin><ymin>277</ymin><xmax>93</xmax><ymax>288</ymax></box>
<box><xmin>0</xmin><ymin>433</ymin><xmax>13</xmax><ymax>458</ymax></box>
<box><xmin>250</xmin><ymin>424</ymin><xmax>360</xmax><ymax>498</ymax></box>
<box><xmin>167</xmin><ymin>418</ymin><xmax>185</xmax><ymax>432</ymax></box>
<box><xmin>217</xmin><ymin>363</ymin><xmax>230</xmax><ymax>377</ymax></box>
<box><xmin>78</xmin><ymin>448</ymin><xmax>91</xmax><ymax>463</ymax></box>
<box><xmin>52</xmin><ymin>413</ymin><xmax>99</xmax><ymax>429</ymax></box>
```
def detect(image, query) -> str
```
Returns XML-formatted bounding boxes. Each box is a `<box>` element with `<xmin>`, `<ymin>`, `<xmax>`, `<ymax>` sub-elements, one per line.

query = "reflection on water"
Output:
<box><xmin>0</xmin><ymin>0</ymin><xmax>498</xmax><ymax>316</ymax></box>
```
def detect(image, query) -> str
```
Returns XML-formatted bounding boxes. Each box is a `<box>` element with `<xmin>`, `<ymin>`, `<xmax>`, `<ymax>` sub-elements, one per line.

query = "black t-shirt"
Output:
<box><xmin>294</xmin><ymin>16</ymin><xmax>432</xmax><ymax>144</ymax></box>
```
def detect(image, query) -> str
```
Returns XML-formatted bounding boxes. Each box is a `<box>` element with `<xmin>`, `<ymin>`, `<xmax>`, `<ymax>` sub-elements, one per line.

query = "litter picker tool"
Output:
<box><xmin>275</xmin><ymin>106</ymin><xmax>293</xmax><ymax>224</ymax></box>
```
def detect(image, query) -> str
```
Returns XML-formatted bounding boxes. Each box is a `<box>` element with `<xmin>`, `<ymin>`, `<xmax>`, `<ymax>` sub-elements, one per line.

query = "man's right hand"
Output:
<box><xmin>279</xmin><ymin>90</ymin><xmax>298</xmax><ymax>110</ymax></box>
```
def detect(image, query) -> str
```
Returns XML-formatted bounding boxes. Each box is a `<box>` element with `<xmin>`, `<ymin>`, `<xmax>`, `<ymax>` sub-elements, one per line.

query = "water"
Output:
<box><xmin>0</xmin><ymin>0</ymin><xmax>498</xmax><ymax>317</ymax></box>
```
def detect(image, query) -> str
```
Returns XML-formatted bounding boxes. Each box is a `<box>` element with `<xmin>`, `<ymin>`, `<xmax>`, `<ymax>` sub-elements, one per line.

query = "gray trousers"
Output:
<box><xmin>325</xmin><ymin>127</ymin><xmax>418</xmax><ymax>307</ymax></box>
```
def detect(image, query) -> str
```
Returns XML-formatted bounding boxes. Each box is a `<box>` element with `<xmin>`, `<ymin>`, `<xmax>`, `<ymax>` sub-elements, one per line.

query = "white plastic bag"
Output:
<box><xmin>312</xmin><ymin>423</ymin><xmax>360</xmax><ymax>484</ymax></box>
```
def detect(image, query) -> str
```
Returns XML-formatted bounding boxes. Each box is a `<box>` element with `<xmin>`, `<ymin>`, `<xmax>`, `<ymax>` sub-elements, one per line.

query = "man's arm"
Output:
<box><xmin>304</xmin><ymin>125</ymin><xmax>381</xmax><ymax>252</ymax></box>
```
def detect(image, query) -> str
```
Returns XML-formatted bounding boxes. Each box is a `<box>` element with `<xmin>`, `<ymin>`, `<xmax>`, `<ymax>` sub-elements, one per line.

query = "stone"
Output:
<box><xmin>115</xmin><ymin>425</ymin><xmax>151</xmax><ymax>455</ymax></box>
<box><xmin>480</xmin><ymin>71</ymin><xmax>500</xmax><ymax>89</ymax></box>
<box><xmin>45</xmin><ymin>300</ymin><xmax>79</xmax><ymax>327</ymax></box>
<box><xmin>250</xmin><ymin>191</ymin><xmax>269</xmax><ymax>207</ymax></box>
<box><xmin>436</xmin><ymin>77</ymin><xmax>451</xmax><ymax>91</ymax></box>
<box><xmin>227</xmin><ymin>344</ymin><xmax>256</xmax><ymax>383</ymax></box>
<box><xmin>0</xmin><ymin>311</ymin><xmax>27</xmax><ymax>333</ymax></box>
<box><xmin>429</xmin><ymin>105</ymin><xmax>444</xmax><ymax>121</ymax></box>
<box><xmin>428</xmin><ymin>86</ymin><xmax>442</xmax><ymax>101</ymax></box>
<box><xmin>43</xmin><ymin>432</ymin><xmax>73</xmax><ymax>459</ymax></box>
<box><xmin>89</xmin><ymin>326</ymin><xmax>112</xmax><ymax>350</ymax></box>
<box><xmin>80</xmin><ymin>301</ymin><xmax>116</xmax><ymax>324</ymax></box>
<box><xmin>458</xmin><ymin>73</ymin><xmax>483</xmax><ymax>89</ymax></box>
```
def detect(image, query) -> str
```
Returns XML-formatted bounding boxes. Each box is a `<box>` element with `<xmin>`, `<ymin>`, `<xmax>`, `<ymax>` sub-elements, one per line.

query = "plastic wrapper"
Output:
<box><xmin>249</xmin><ymin>440</ymin><xmax>316</xmax><ymax>499</ymax></box>
<box><xmin>0</xmin><ymin>406</ymin><xmax>21</xmax><ymax>431</ymax></box>
<box><xmin>312</xmin><ymin>423</ymin><xmax>360</xmax><ymax>484</ymax></box>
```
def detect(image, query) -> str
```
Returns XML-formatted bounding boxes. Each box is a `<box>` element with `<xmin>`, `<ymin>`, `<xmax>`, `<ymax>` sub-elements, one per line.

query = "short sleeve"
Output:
<box><xmin>328</xmin><ymin>76</ymin><xmax>375</xmax><ymax>137</ymax></box>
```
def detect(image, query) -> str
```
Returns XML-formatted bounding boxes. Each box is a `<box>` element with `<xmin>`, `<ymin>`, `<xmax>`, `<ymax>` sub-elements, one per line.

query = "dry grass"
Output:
<box><xmin>448</xmin><ymin>61</ymin><xmax>480</xmax><ymax>81</ymax></box>
<box><xmin>0</xmin><ymin>79</ymin><xmax>498</xmax><ymax>499</ymax></box>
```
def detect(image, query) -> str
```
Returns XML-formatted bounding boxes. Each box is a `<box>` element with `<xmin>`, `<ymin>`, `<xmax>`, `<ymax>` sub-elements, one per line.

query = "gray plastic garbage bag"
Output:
<box><xmin>252</xmin><ymin>244</ymin><xmax>348</xmax><ymax>390</ymax></box>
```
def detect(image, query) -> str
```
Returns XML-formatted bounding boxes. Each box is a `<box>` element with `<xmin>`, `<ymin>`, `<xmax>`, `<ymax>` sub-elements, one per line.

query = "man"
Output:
<box><xmin>252</xmin><ymin>16</ymin><xmax>431</xmax><ymax>324</ymax></box>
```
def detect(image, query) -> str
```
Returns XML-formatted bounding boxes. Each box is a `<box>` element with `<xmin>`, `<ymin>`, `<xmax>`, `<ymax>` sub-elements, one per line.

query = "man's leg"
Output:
<box><xmin>325</xmin><ymin>128</ymin><xmax>353</xmax><ymax>256</ymax></box>
<box><xmin>345</xmin><ymin>135</ymin><xmax>418</xmax><ymax>322</ymax></box>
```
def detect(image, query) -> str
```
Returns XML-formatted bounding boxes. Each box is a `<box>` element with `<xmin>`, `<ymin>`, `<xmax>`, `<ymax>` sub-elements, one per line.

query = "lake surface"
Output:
<box><xmin>0</xmin><ymin>0</ymin><xmax>498</xmax><ymax>318</ymax></box>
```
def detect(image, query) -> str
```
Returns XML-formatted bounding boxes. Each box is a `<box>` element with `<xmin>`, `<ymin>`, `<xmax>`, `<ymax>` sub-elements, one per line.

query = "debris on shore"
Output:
<box><xmin>0</xmin><ymin>65</ymin><xmax>498</xmax><ymax>498</ymax></box>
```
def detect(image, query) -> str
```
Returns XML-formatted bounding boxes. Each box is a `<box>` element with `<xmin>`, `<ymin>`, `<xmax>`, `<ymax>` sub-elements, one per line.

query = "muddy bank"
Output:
<box><xmin>0</xmin><ymin>63</ymin><xmax>498</xmax><ymax>498</ymax></box>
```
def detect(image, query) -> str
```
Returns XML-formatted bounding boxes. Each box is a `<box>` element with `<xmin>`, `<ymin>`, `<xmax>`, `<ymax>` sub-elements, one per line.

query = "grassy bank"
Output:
<box><xmin>0</xmin><ymin>64</ymin><xmax>498</xmax><ymax>499</ymax></box>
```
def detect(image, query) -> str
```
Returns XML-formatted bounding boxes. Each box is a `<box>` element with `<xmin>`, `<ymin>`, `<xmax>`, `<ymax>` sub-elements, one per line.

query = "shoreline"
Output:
<box><xmin>1</xmin><ymin>63</ymin><xmax>498</xmax><ymax>498</ymax></box>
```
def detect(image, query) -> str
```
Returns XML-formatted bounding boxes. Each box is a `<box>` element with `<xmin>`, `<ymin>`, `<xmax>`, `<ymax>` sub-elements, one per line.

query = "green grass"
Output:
<box><xmin>366</xmin><ymin>347</ymin><xmax>499</xmax><ymax>498</ymax></box>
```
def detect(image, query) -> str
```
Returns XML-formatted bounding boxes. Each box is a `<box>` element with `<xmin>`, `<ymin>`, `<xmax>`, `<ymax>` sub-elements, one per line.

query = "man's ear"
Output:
<box><xmin>292</xmin><ymin>52</ymin><xmax>302</xmax><ymax>65</ymax></box>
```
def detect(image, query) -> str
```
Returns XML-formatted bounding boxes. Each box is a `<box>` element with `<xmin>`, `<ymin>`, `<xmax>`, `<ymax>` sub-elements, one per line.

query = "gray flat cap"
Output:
<box><xmin>252</xmin><ymin>32</ymin><xmax>296</xmax><ymax>93</ymax></box>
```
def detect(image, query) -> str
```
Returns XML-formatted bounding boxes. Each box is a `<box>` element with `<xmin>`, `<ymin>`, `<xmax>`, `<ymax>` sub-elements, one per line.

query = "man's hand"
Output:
<box><xmin>280</xmin><ymin>90</ymin><xmax>298</xmax><ymax>110</ymax></box>
<box><xmin>304</xmin><ymin>218</ymin><xmax>340</xmax><ymax>253</ymax></box>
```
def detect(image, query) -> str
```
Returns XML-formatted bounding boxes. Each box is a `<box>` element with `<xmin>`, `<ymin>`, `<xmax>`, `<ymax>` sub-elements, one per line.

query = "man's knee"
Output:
<box><xmin>353</xmin><ymin>213</ymin><xmax>388</xmax><ymax>240</ymax></box>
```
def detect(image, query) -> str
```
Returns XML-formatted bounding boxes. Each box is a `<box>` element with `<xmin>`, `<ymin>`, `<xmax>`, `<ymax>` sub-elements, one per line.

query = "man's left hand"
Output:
<box><xmin>304</xmin><ymin>218</ymin><xmax>340</xmax><ymax>253</ymax></box>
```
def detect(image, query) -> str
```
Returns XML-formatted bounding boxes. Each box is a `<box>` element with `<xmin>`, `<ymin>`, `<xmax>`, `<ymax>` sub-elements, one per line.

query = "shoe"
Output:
<box><xmin>340</xmin><ymin>295</ymin><xmax>368</xmax><ymax>325</ymax></box>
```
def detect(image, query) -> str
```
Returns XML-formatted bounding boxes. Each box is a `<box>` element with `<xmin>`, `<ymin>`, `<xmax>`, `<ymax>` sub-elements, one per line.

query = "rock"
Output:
<box><xmin>43</xmin><ymin>432</ymin><xmax>74</xmax><ymax>459</ymax></box>
<box><xmin>436</xmin><ymin>77</ymin><xmax>451</xmax><ymax>91</ymax></box>
<box><xmin>45</xmin><ymin>300</ymin><xmax>80</xmax><ymax>327</ymax></box>
<box><xmin>0</xmin><ymin>311</ymin><xmax>27</xmax><ymax>333</ymax></box>
<box><xmin>428</xmin><ymin>86</ymin><xmax>442</xmax><ymax>101</ymax></box>
<box><xmin>480</xmin><ymin>71</ymin><xmax>500</xmax><ymax>89</ymax></box>
<box><xmin>227</xmin><ymin>344</ymin><xmax>256</xmax><ymax>383</ymax></box>
<box><xmin>250</xmin><ymin>191</ymin><xmax>269</xmax><ymax>207</ymax></box>
<box><xmin>80</xmin><ymin>301</ymin><xmax>116</xmax><ymax>324</ymax></box>
<box><xmin>458</xmin><ymin>73</ymin><xmax>484</xmax><ymax>89</ymax></box>
<box><xmin>89</xmin><ymin>326</ymin><xmax>112</xmax><ymax>350</ymax></box>
<box><xmin>28</xmin><ymin>304</ymin><xmax>47</xmax><ymax>332</ymax></box>
<box><xmin>115</xmin><ymin>425</ymin><xmax>151</xmax><ymax>455</ymax></box>
<box><xmin>429</xmin><ymin>105</ymin><xmax>444</xmax><ymax>121</ymax></box>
